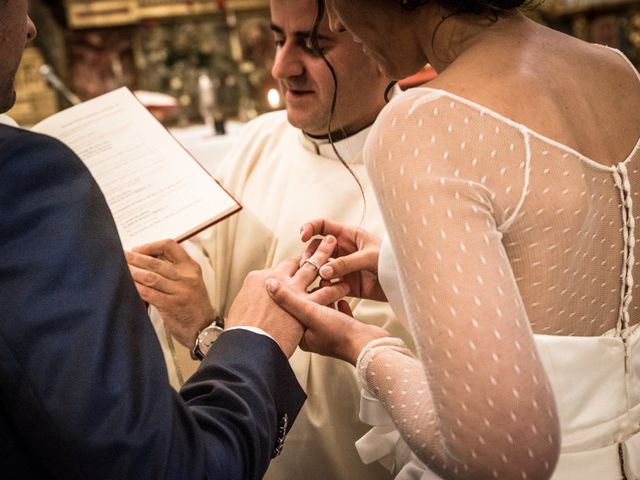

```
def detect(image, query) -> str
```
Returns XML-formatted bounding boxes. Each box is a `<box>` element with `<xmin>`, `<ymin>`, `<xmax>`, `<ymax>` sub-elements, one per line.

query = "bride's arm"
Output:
<box><xmin>361</xmin><ymin>93</ymin><xmax>560</xmax><ymax>479</ymax></box>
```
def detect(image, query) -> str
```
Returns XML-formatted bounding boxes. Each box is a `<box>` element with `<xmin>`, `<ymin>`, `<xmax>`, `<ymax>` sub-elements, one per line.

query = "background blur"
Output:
<box><xmin>11</xmin><ymin>0</ymin><xmax>640</xmax><ymax>128</ymax></box>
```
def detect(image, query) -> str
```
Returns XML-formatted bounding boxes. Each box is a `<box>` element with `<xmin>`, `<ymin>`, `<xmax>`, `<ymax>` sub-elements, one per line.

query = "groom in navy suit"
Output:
<box><xmin>0</xmin><ymin>1</ymin><xmax>307</xmax><ymax>478</ymax></box>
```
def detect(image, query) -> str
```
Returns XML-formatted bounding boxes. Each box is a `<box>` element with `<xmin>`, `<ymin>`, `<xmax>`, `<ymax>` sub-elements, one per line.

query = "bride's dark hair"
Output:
<box><xmin>400</xmin><ymin>0</ymin><xmax>534</xmax><ymax>17</ymax></box>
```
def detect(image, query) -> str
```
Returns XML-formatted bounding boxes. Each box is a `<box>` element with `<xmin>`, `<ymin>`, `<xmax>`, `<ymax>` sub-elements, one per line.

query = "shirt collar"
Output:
<box><xmin>298</xmin><ymin>124</ymin><xmax>372</xmax><ymax>163</ymax></box>
<box><xmin>0</xmin><ymin>114</ymin><xmax>19</xmax><ymax>127</ymax></box>
<box><xmin>296</xmin><ymin>85</ymin><xmax>402</xmax><ymax>163</ymax></box>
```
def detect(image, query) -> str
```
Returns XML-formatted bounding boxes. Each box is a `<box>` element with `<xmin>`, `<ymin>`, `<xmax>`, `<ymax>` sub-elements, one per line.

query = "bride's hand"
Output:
<box><xmin>266</xmin><ymin>278</ymin><xmax>390</xmax><ymax>365</ymax></box>
<box><xmin>227</xmin><ymin>235</ymin><xmax>348</xmax><ymax>358</ymax></box>
<box><xmin>300</xmin><ymin>219</ymin><xmax>386</xmax><ymax>302</ymax></box>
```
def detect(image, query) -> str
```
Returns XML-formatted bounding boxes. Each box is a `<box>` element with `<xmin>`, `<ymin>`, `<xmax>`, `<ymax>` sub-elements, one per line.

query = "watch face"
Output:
<box><xmin>200</xmin><ymin>325</ymin><xmax>224</xmax><ymax>352</ymax></box>
<box><xmin>192</xmin><ymin>321</ymin><xmax>225</xmax><ymax>361</ymax></box>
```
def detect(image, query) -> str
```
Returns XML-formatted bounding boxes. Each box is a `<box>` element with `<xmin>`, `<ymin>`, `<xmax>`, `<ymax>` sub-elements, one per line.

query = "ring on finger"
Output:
<box><xmin>303</xmin><ymin>258</ymin><xmax>322</xmax><ymax>271</ymax></box>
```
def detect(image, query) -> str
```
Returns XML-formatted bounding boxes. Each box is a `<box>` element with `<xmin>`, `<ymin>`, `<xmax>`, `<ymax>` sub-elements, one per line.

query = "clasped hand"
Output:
<box><xmin>125</xmin><ymin>220</ymin><xmax>391</xmax><ymax>362</ymax></box>
<box><xmin>126</xmin><ymin>236</ymin><xmax>350</xmax><ymax>359</ymax></box>
<box><xmin>266</xmin><ymin>219</ymin><xmax>391</xmax><ymax>365</ymax></box>
<box><xmin>226</xmin><ymin>235</ymin><xmax>349</xmax><ymax>357</ymax></box>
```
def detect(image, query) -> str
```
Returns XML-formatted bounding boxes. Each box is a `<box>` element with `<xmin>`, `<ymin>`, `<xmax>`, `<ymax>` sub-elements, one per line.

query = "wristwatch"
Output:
<box><xmin>191</xmin><ymin>317</ymin><xmax>225</xmax><ymax>361</ymax></box>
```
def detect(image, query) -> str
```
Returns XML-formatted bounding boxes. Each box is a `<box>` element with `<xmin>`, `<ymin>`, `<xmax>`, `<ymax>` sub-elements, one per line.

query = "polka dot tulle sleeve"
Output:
<box><xmin>355</xmin><ymin>87</ymin><xmax>638</xmax><ymax>478</ymax></box>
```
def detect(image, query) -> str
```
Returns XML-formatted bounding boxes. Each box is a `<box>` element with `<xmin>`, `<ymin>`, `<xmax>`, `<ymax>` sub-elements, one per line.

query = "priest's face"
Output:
<box><xmin>0</xmin><ymin>0</ymin><xmax>37</xmax><ymax>113</ymax></box>
<box><xmin>270</xmin><ymin>0</ymin><xmax>388</xmax><ymax>136</ymax></box>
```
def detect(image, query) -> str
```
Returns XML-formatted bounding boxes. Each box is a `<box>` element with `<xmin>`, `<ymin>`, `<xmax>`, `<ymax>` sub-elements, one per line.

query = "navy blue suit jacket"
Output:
<box><xmin>0</xmin><ymin>124</ymin><xmax>305</xmax><ymax>479</ymax></box>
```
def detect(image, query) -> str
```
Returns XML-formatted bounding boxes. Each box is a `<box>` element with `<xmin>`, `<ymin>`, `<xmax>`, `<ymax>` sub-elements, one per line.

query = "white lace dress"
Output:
<box><xmin>355</xmin><ymin>48</ymin><xmax>640</xmax><ymax>479</ymax></box>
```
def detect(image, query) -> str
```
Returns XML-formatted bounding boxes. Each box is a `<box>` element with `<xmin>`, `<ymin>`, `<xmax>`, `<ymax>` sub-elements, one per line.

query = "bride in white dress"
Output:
<box><xmin>264</xmin><ymin>0</ymin><xmax>640</xmax><ymax>478</ymax></box>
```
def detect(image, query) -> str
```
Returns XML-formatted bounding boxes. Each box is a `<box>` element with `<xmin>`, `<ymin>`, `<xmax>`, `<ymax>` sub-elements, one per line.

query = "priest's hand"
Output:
<box><xmin>125</xmin><ymin>239</ymin><xmax>215</xmax><ymax>348</ymax></box>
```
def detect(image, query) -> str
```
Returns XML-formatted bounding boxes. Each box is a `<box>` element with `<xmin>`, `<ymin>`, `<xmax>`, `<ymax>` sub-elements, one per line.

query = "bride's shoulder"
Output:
<box><xmin>375</xmin><ymin>87</ymin><xmax>466</xmax><ymax>129</ymax></box>
<box><xmin>374</xmin><ymin>85</ymin><xmax>515</xmax><ymax>136</ymax></box>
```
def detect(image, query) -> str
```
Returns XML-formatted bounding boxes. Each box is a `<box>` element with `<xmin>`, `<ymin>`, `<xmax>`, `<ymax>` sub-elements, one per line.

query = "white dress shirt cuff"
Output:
<box><xmin>225</xmin><ymin>326</ymin><xmax>275</xmax><ymax>341</ymax></box>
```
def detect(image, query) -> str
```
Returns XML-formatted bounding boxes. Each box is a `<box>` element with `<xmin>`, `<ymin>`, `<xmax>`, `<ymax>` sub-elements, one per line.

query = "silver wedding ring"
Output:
<box><xmin>303</xmin><ymin>258</ymin><xmax>322</xmax><ymax>271</ymax></box>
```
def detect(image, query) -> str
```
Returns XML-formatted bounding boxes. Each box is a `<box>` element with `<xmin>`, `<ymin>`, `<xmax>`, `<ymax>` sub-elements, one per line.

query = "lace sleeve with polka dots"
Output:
<box><xmin>360</xmin><ymin>89</ymin><xmax>561</xmax><ymax>479</ymax></box>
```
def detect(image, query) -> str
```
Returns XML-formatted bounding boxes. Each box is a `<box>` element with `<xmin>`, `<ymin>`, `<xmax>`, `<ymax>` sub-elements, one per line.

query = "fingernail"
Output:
<box><xmin>299</xmin><ymin>257</ymin><xmax>306</xmax><ymax>268</ymax></box>
<box><xmin>265</xmin><ymin>279</ymin><xmax>279</xmax><ymax>294</ymax></box>
<box><xmin>325</xmin><ymin>235</ymin><xmax>336</xmax><ymax>244</ymax></box>
<box><xmin>319</xmin><ymin>265</ymin><xmax>333</xmax><ymax>279</ymax></box>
